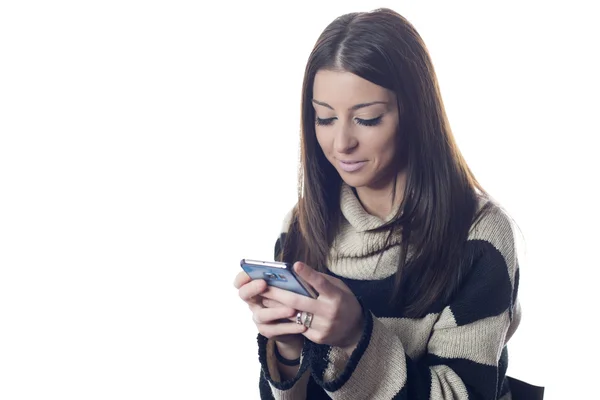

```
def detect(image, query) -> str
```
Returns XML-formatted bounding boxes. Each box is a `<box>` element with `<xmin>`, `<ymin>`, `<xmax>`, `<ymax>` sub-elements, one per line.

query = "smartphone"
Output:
<box><xmin>240</xmin><ymin>259</ymin><xmax>318</xmax><ymax>298</ymax></box>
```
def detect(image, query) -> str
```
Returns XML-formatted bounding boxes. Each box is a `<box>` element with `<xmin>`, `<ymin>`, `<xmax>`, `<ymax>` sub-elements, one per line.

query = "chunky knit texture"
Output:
<box><xmin>257</xmin><ymin>183</ymin><xmax>521</xmax><ymax>400</ymax></box>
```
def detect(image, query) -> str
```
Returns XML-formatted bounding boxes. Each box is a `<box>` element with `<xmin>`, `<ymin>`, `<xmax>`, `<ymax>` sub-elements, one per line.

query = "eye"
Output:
<box><xmin>356</xmin><ymin>115</ymin><xmax>383</xmax><ymax>127</ymax></box>
<box><xmin>315</xmin><ymin>117</ymin><xmax>335</xmax><ymax>126</ymax></box>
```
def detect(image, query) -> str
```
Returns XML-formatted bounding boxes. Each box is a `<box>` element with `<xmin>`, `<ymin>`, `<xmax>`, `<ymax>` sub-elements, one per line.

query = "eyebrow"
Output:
<box><xmin>312</xmin><ymin>99</ymin><xmax>388</xmax><ymax>111</ymax></box>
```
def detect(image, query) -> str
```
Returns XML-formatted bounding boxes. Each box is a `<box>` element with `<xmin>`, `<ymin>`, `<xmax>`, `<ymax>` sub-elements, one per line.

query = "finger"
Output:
<box><xmin>286</xmin><ymin>313</ymin><xmax>317</xmax><ymax>327</ymax></box>
<box><xmin>261</xmin><ymin>285</ymin><xmax>318</xmax><ymax>314</ymax></box>
<box><xmin>234</xmin><ymin>271</ymin><xmax>252</xmax><ymax>289</ymax></box>
<box><xmin>258</xmin><ymin>322</ymin><xmax>307</xmax><ymax>338</ymax></box>
<box><xmin>248</xmin><ymin>302</ymin><xmax>263</xmax><ymax>314</ymax></box>
<box><xmin>238</xmin><ymin>279</ymin><xmax>268</xmax><ymax>302</ymax></box>
<box><xmin>262</xmin><ymin>298</ymin><xmax>285</xmax><ymax>308</ymax></box>
<box><xmin>301</xmin><ymin>325</ymin><xmax>325</xmax><ymax>344</ymax></box>
<box><xmin>253</xmin><ymin>306</ymin><xmax>297</xmax><ymax>324</ymax></box>
<box><xmin>293</xmin><ymin>262</ymin><xmax>336</xmax><ymax>298</ymax></box>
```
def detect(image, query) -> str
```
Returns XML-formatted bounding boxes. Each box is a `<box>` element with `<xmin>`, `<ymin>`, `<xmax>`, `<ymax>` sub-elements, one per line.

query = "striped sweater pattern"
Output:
<box><xmin>257</xmin><ymin>184</ymin><xmax>521</xmax><ymax>399</ymax></box>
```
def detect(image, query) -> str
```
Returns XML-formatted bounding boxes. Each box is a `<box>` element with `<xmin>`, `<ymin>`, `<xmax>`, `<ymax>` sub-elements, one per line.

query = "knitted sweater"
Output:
<box><xmin>257</xmin><ymin>183</ymin><xmax>521</xmax><ymax>400</ymax></box>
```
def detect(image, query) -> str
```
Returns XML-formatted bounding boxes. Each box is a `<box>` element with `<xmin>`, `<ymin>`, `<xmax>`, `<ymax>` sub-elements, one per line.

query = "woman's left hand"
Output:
<box><xmin>260</xmin><ymin>262</ymin><xmax>364</xmax><ymax>354</ymax></box>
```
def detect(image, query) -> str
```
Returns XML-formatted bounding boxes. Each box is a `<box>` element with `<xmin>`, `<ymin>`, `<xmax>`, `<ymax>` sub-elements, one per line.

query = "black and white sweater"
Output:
<box><xmin>257</xmin><ymin>183</ymin><xmax>521</xmax><ymax>400</ymax></box>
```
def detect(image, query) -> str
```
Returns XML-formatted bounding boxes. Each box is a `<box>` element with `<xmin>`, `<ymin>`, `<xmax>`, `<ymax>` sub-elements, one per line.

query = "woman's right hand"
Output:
<box><xmin>234</xmin><ymin>271</ymin><xmax>307</xmax><ymax>349</ymax></box>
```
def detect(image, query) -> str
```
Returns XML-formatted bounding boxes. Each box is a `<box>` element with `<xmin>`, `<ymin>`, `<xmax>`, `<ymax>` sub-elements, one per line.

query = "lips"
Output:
<box><xmin>338</xmin><ymin>160</ymin><xmax>367</xmax><ymax>172</ymax></box>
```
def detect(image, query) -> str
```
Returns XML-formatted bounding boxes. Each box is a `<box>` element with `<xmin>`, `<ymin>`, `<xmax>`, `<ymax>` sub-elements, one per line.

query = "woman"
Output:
<box><xmin>234</xmin><ymin>8</ymin><xmax>538</xmax><ymax>400</ymax></box>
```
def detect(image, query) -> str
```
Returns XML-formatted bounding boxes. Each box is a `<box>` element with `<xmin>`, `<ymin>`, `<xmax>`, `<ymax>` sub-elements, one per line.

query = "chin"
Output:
<box><xmin>338</xmin><ymin>173</ymin><xmax>371</xmax><ymax>189</ymax></box>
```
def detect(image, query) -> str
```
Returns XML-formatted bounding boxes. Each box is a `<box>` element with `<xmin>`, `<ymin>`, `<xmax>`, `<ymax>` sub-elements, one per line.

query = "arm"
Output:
<box><xmin>308</xmin><ymin>210</ymin><xmax>520</xmax><ymax>399</ymax></box>
<box><xmin>257</xmin><ymin>217</ymin><xmax>314</xmax><ymax>399</ymax></box>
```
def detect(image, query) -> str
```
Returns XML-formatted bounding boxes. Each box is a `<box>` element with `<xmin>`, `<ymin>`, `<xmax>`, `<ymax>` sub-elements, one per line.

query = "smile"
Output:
<box><xmin>338</xmin><ymin>160</ymin><xmax>367</xmax><ymax>172</ymax></box>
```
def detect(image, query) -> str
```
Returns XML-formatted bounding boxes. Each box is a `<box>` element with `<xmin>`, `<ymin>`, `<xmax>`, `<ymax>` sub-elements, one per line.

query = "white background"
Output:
<box><xmin>1</xmin><ymin>1</ymin><xmax>598</xmax><ymax>399</ymax></box>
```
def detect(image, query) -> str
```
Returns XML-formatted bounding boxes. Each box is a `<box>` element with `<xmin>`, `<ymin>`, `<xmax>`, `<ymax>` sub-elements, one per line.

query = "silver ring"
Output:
<box><xmin>295</xmin><ymin>311</ymin><xmax>302</xmax><ymax>325</ymax></box>
<box><xmin>301</xmin><ymin>311</ymin><xmax>313</xmax><ymax>329</ymax></box>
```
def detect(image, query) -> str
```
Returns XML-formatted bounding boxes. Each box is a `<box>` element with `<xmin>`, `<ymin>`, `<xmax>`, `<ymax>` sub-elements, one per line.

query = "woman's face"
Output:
<box><xmin>313</xmin><ymin>69</ymin><xmax>400</xmax><ymax>190</ymax></box>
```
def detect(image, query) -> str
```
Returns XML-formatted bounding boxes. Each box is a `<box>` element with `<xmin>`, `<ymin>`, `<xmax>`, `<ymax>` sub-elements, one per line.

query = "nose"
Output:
<box><xmin>333</xmin><ymin>122</ymin><xmax>358</xmax><ymax>154</ymax></box>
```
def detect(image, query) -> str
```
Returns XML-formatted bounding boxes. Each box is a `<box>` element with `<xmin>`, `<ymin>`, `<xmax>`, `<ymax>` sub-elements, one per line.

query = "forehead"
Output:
<box><xmin>312</xmin><ymin>69</ymin><xmax>392</xmax><ymax>107</ymax></box>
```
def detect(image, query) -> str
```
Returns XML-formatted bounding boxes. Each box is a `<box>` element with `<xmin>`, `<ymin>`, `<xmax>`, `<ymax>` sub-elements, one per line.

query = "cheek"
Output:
<box><xmin>372</xmin><ymin>129</ymin><xmax>398</xmax><ymax>164</ymax></box>
<box><xmin>372</xmin><ymin>147</ymin><xmax>395</xmax><ymax>174</ymax></box>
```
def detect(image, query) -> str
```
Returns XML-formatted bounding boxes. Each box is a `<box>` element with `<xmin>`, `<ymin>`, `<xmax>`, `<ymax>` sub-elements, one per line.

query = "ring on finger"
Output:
<box><xmin>295</xmin><ymin>311</ymin><xmax>302</xmax><ymax>325</ymax></box>
<box><xmin>301</xmin><ymin>311</ymin><xmax>313</xmax><ymax>328</ymax></box>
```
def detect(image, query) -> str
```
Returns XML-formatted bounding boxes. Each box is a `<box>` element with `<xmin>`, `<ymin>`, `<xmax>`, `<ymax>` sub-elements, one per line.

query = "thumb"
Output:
<box><xmin>294</xmin><ymin>262</ymin><xmax>334</xmax><ymax>297</ymax></box>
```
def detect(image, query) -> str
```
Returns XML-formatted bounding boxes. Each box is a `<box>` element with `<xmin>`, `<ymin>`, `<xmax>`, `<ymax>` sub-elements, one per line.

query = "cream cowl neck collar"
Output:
<box><xmin>328</xmin><ymin>183</ymin><xmax>404</xmax><ymax>280</ymax></box>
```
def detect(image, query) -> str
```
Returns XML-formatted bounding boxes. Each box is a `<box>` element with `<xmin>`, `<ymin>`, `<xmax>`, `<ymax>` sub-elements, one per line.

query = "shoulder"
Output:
<box><xmin>467</xmin><ymin>196</ymin><xmax>519</xmax><ymax>279</ymax></box>
<box><xmin>468</xmin><ymin>197</ymin><xmax>515</xmax><ymax>243</ymax></box>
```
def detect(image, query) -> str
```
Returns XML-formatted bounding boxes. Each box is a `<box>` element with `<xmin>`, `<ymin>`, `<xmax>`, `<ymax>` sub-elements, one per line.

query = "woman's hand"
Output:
<box><xmin>233</xmin><ymin>271</ymin><xmax>307</xmax><ymax>346</ymax></box>
<box><xmin>260</xmin><ymin>262</ymin><xmax>365</xmax><ymax>355</ymax></box>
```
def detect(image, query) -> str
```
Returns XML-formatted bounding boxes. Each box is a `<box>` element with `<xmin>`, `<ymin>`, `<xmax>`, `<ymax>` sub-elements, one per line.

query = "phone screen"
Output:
<box><xmin>240</xmin><ymin>260</ymin><xmax>315</xmax><ymax>297</ymax></box>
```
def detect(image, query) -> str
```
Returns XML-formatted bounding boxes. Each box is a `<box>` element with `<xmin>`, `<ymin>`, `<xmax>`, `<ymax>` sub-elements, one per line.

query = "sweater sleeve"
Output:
<box><xmin>307</xmin><ymin>208</ymin><xmax>521</xmax><ymax>400</ymax></box>
<box><xmin>257</xmin><ymin>334</ymin><xmax>312</xmax><ymax>400</ymax></box>
<box><xmin>257</xmin><ymin>206</ymin><xmax>313</xmax><ymax>399</ymax></box>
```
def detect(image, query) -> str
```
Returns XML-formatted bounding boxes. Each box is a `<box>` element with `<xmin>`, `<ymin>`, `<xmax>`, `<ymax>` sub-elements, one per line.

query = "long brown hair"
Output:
<box><xmin>280</xmin><ymin>8</ymin><xmax>491</xmax><ymax>317</ymax></box>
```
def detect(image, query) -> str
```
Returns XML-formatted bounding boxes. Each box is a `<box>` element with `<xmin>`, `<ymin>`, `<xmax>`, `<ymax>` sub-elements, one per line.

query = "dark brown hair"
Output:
<box><xmin>280</xmin><ymin>8</ymin><xmax>491</xmax><ymax>317</ymax></box>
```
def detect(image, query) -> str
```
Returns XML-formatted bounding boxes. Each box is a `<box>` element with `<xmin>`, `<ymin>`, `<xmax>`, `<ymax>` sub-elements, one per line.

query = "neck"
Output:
<box><xmin>354</xmin><ymin>170</ymin><xmax>407</xmax><ymax>220</ymax></box>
